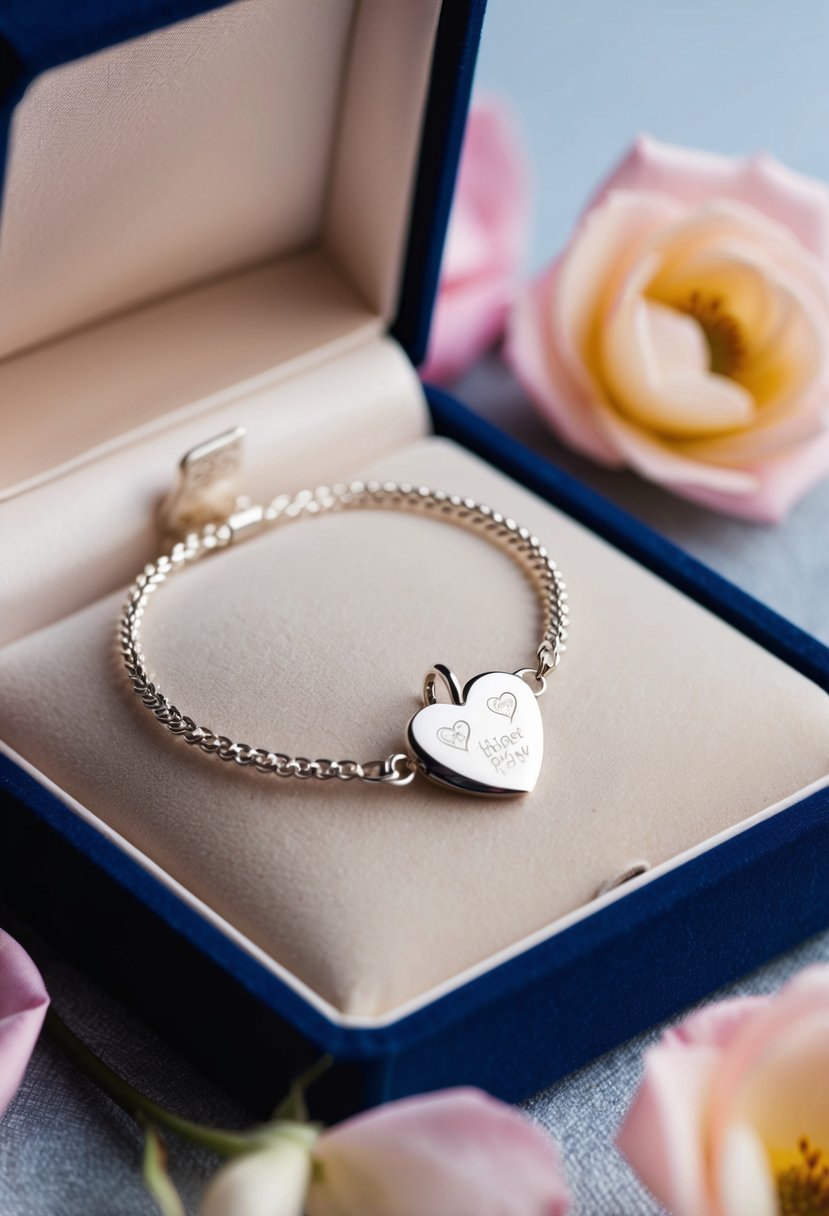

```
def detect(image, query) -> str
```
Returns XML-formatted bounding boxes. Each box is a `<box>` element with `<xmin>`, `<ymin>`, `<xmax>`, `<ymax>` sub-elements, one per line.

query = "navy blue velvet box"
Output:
<box><xmin>2</xmin><ymin>0</ymin><xmax>829</xmax><ymax>1124</ymax></box>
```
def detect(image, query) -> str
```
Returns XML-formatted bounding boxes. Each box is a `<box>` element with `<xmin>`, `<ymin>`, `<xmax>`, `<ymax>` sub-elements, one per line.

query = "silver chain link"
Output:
<box><xmin>119</xmin><ymin>480</ymin><xmax>569</xmax><ymax>785</ymax></box>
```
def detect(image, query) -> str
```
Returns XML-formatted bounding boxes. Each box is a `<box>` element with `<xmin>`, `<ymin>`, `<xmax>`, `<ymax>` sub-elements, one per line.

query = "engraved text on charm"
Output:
<box><xmin>407</xmin><ymin>670</ymin><xmax>544</xmax><ymax>796</ymax></box>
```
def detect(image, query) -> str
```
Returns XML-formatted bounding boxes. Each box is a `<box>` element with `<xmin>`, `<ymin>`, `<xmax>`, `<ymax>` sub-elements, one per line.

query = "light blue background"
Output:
<box><xmin>474</xmin><ymin>0</ymin><xmax>829</xmax><ymax>269</ymax></box>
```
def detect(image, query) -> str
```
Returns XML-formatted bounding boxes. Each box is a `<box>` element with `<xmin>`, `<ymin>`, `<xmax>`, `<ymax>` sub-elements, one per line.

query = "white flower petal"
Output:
<box><xmin>199</xmin><ymin>1139</ymin><xmax>313</xmax><ymax>1216</ymax></box>
<box><xmin>602</xmin><ymin>294</ymin><xmax>755</xmax><ymax>436</ymax></box>
<box><xmin>717</xmin><ymin>1123</ymin><xmax>778</xmax><ymax>1216</ymax></box>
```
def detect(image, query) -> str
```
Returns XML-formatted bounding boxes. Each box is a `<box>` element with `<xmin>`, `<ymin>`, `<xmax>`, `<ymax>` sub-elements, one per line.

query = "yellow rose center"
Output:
<box><xmin>773</xmin><ymin>1137</ymin><xmax>829</xmax><ymax>1216</ymax></box>
<box><xmin>682</xmin><ymin>290</ymin><xmax>747</xmax><ymax>378</ymax></box>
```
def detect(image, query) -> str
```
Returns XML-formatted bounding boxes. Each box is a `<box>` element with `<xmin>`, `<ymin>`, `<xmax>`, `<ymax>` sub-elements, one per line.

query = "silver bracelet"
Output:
<box><xmin>119</xmin><ymin>476</ymin><xmax>568</xmax><ymax>798</ymax></box>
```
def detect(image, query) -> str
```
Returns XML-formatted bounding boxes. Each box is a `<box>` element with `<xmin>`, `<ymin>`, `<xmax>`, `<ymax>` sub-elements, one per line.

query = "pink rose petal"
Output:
<box><xmin>422</xmin><ymin>100</ymin><xmax>530</xmax><ymax>385</ymax></box>
<box><xmin>661</xmin><ymin>431</ymin><xmax>829</xmax><ymax>523</ymax></box>
<box><xmin>617</xmin><ymin>1040</ymin><xmax>722</xmax><ymax>1216</ymax></box>
<box><xmin>309</xmin><ymin>1087</ymin><xmax>569</xmax><ymax>1216</ymax></box>
<box><xmin>0</xmin><ymin>928</ymin><xmax>48</xmax><ymax>1118</ymax></box>
<box><xmin>424</xmin><ymin>272</ymin><xmax>513</xmax><ymax>385</ymax></box>
<box><xmin>668</xmin><ymin>995</ymin><xmax>770</xmax><ymax>1050</ymax></box>
<box><xmin>590</xmin><ymin>136</ymin><xmax>829</xmax><ymax>264</ymax></box>
<box><xmin>507</xmin><ymin>266</ymin><xmax>623</xmax><ymax>464</ymax></box>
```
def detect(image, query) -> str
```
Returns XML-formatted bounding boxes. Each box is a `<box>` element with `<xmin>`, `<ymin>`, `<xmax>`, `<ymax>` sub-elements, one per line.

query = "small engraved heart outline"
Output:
<box><xmin>436</xmin><ymin>720</ymin><xmax>470</xmax><ymax>751</ymax></box>
<box><xmin>487</xmin><ymin>692</ymin><xmax>517</xmax><ymax>721</ymax></box>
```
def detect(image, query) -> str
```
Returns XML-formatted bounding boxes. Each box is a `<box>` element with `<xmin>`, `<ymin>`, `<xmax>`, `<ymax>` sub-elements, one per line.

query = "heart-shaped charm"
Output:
<box><xmin>408</xmin><ymin>671</ymin><xmax>543</xmax><ymax>796</ymax></box>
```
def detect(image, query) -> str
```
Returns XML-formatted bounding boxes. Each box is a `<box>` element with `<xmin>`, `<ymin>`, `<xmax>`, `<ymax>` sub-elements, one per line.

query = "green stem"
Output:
<box><xmin>274</xmin><ymin>1054</ymin><xmax>333</xmax><ymax>1121</ymax></box>
<box><xmin>45</xmin><ymin>1008</ymin><xmax>254</xmax><ymax>1159</ymax></box>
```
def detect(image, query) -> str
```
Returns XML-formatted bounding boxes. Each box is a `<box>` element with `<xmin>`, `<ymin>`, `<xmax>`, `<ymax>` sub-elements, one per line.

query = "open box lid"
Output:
<box><xmin>0</xmin><ymin>0</ymin><xmax>486</xmax><ymax>644</ymax></box>
<box><xmin>0</xmin><ymin>0</ymin><xmax>483</xmax><ymax>421</ymax></box>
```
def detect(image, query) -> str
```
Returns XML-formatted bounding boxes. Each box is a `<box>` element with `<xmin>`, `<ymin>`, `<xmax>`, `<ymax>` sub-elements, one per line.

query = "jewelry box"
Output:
<box><xmin>2</xmin><ymin>0</ymin><xmax>829</xmax><ymax>1120</ymax></box>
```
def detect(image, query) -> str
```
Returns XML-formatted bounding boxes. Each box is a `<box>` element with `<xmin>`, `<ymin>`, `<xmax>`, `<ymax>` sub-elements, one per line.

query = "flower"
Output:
<box><xmin>199</xmin><ymin>1125</ymin><xmax>317</xmax><ymax>1216</ymax></box>
<box><xmin>421</xmin><ymin>99</ymin><xmax>530</xmax><ymax>384</ymax></box>
<box><xmin>617</xmin><ymin>965</ymin><xmax>829</xmax><ymax>1216</ymax></box>
<box><xmin>310</xmin><ymin>1087</ymin><xmax>569</xmax><ymax>1216</ymax></box>
<box><xmin>507</xmin><ymin>135</ymin><xmax>829</xmax><ymax>521</ymax></box>
<box><xmin>199</xmin><ymin>1088</ymin><xmax>569</xmax><ymax>1216</ymax></box>
<box><xmin>0</xmin><ymin>927</ymin><xmax>48</xmax><ymax>1118</ymax></box>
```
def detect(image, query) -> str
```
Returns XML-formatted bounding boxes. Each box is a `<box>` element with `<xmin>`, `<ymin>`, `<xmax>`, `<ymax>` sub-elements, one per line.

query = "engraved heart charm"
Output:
<box><xmin>408</xmin><ymin>671</ymin><xmax>543</xmax><ymax>797</ymax></box>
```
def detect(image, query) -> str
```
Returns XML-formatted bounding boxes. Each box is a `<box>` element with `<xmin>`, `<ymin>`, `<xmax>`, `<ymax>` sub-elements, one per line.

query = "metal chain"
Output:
<box><xmin>119</xmin><ymin>480</ymin><xmax>569</xmax><ymax>785</ymax></box>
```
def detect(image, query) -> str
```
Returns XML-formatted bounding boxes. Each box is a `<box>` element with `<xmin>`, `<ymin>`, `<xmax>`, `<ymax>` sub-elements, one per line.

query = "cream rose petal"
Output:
<box><xmin>199</xmin><ymin>1139</ymin><xmax>313</xmax><ymax>1216</ymax></box>
<box><xmin>726</xmin><ymin>1010</ymin><xmax>829</xmax><ymax>1153</ymax></box>
<box><xmin>507</xmin><ymin>192</ymin><xmax>685</xmax><ymax>465</ymax></box>
<box><xmin>552</xmin><ymin>189</ymin><xmax>683</xmax><ymax>398</ymax></box>
<box><xmin>646</xmin><ymin>200</ymin><xmax>829</xmax><ymax>319</ymax></box>
<box><xmin>600</xmin><ymin>285</ymin><xmax>756</xmax><ymax>436</ymax></box>
<box><xmin>706</xmin><ymin>970</ymin><xmax>829</xmax><ymax>1174</ymax></box>
<box><xmin>593</xmin><ymin>398</ymin><xmax>758</xmax><ymax>494</ymax></box>
<box><xmin>716</xmin><ymin>1123</ymin><xmax>778</xmax><ymax>1216</ymax></box>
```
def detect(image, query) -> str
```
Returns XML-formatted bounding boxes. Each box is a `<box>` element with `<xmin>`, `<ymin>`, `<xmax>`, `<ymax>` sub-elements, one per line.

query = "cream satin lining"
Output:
<box><xmin>1</xmin><ymin>437</ymin><xmax>826</xmax><ymax>1016</ymax></box>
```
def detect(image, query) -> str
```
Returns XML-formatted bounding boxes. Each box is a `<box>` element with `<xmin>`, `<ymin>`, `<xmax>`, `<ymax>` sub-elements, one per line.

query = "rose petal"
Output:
<box><xmin>645</xmin><ymin>441</ymin><xmax>829</xmax><ymax>522</ymax></box>
<box><xmin>592</xmin><ymin>404</ymin><xmax>758</xmax><ymax>493</ymax></box>
<box><xmin>616</xmin><ymin>1041</ymin><xmax>722</xmax><ymax>1216</ymax></box>
<box><xmin>600</xmin><ymin>270</ymin><xmax>756</xmax><ymax>436</ymax></box>
<box><xmin>589</xmin><ymin>135</ymin><xmax>829</xmax><ymax>263</ymax></box>
<box><xmin>744</xmin><ymin>431</ymin><xmax>829</xmax><ymax>521</ymax></box>
<box><xmin>309</xmin><ymin>1088</ymin><xmax>569</xmax><ymax>1216</ymax></box>
<box><xmin>668</xmin><ymin>996</ymin><xmax>770</xmax><ymax>1051</ymax></box>
<box><xmin>716</xmin><ymin>1123</ymin><xmax>777</xmax><ymax>1216</ymax></box>
<box><xmin>506</xmin><ymin>266</ymin><xmax>624</xmax><ymax>465</ymax></box>
<box><xmin>552</xmin><ymin>190</ymin><xmax>682</xmax><ymax>401</ymax></box>
<box><xmin>422</xmin><ymin>272</ymin><xmax>513</xmax><ymax>384</ymax></box>
<box><xmin>199</xmin><ymin>1138</ymin><xmax>313</xmax><ymax>1216</ymax></box>
<box><xmin>728</xmin><ymin>1010</ymin><xmax>829</xmax><ymax>1152</ymax></box>
<box><xmin>708</xmin><ymin>967</ymin><xmax>829</xmax><ymax>1154</ymax></box>
<box><xmin>442</xmin><ymin>98</ymin><xmax>530</xmax><ymax>281</ymax></box>
<box><xmin>422</xmin><ymin>99</ymin><xmax>530</xmax><ymax>385</ymax></box>
<box><xmin>0</xmin><ymin>928</ymin><xmax>48</xmax><ymax>1119</ymax></box>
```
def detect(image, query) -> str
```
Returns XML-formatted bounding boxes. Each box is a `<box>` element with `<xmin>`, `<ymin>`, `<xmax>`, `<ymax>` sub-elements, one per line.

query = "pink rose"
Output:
<box><xmin>200</xmin><ymin>1087</ymin><xmax>570</xmax><ymax>1216</ymax></box>
<box><xmin>617</xmin><ymin>965</ymin><xmax>829</xmax><ymax>1215</ymax></box>
<box><xmin>507</xmin><ymin>136</ymin><xmax>829</xmax><ymax>521</ymax></box>
<box><xmin>0</xmin><ymin>927</ymin><xmax>48</xmax><ymax>1118</ymax></box>
<box><xmin>421</xmin><ymin>99</ymin><xmax>530</xmax><ymax>385</ymax></box>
